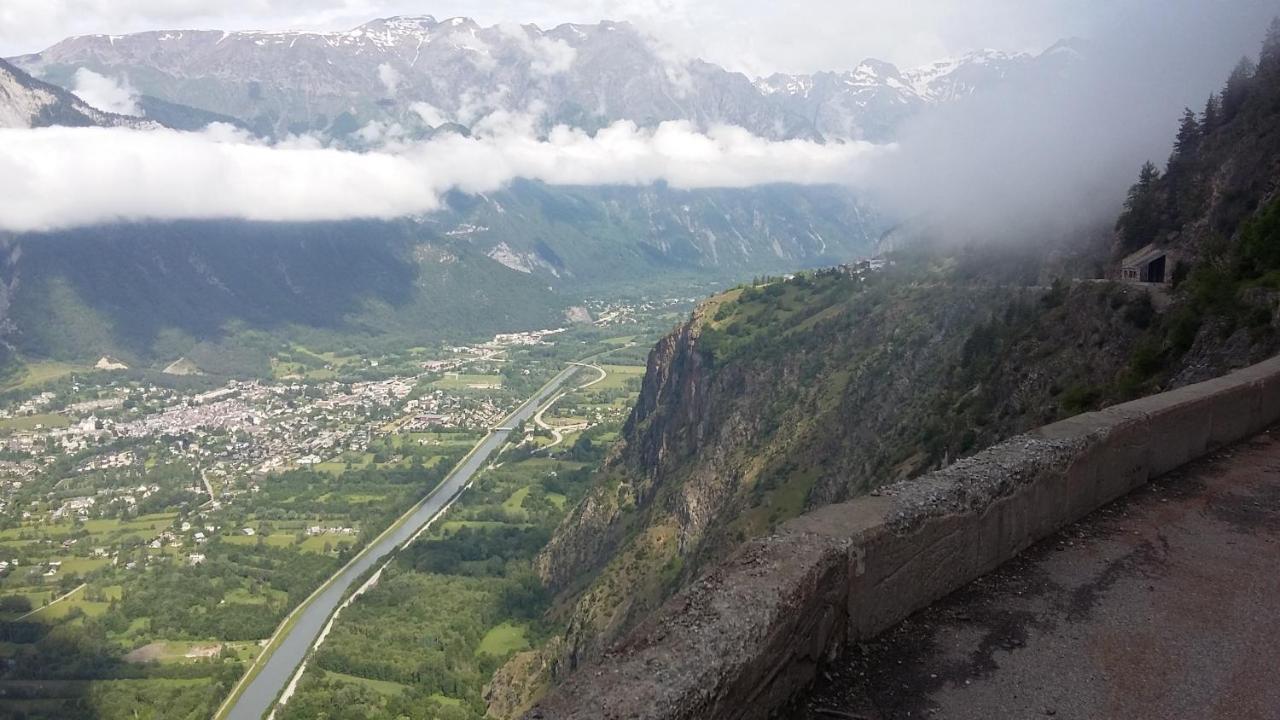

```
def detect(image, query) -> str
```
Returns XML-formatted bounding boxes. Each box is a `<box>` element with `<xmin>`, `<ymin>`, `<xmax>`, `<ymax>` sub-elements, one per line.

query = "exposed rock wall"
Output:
<box><xmin>525</xmin><ymin>353</ymin><xmax>1280</xmax><ymax>720</ymax></box>
<box><xmin>488</xmin><ymin>277</ymin><xmax>1157</xmax><ymax>717</ymax></box>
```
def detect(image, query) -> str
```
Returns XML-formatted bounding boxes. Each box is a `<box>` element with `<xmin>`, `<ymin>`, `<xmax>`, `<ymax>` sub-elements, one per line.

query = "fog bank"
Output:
<box><xmin>863</xmin><ymin>0</ymin><xmax>1280</xmax><ymax>243</ymax></box>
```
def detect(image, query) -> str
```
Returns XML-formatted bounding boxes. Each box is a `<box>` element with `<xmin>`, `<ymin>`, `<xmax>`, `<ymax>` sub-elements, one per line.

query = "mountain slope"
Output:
<box><xmin>434</xmin><ymin>182</ymin><xmax>881</xmax><ymax>286</ymax></box>
<box><xmin>0</xmin><ymin>220</ymin><xmax>565</xmax><ymax>371</ymax></box>
<box><xmin>485</xmin><ymin>265</ymin><xmax>1149</xmax><ymax>716</ymax></box>
<box><xmin>0</xmin><ymin>56</ymin><xmax>244</xmax><ymax>131</ymax></box>
<box><xmin>0</xmin><ymin>57</ymin><xmax>151</xmax><ymax>128</ymax></box>
<box><xmin>1109</xmin><ymin>27</ymin><xmax>1280</xmax><ymax>389</ymax></box>
<box><xmin>754</xmin><ymin>49</ymin><xmax>1044</xmax><ymax>142</ymax></box>
<box><xmin>11</xmin><ymin>19</ymin><xmax>802</xmax><ymax>140</ymax></box>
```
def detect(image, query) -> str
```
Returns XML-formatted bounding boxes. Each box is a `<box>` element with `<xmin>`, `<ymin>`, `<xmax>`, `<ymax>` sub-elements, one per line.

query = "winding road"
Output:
<box><xmin>217</xmin><ymin>363</ymin><xmax>583</xmax><ymax>720</ymax></box>
<box><xmin>532</xmin><ymin>363</ymin><xmax>605</xmax><ymax>450</ymax></box>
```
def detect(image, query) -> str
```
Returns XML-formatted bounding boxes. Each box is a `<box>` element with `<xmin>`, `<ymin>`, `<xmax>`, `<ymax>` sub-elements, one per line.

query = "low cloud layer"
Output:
<box><xmin>71</xmin><ymin>68</ymin><xmax>141</xmax><ymax>116</ymax></box>
<box><xmin>376</xmin><ymin>63</ymin><xmax>401</xmax><ymax>97</ymax></box>
<box><xmin>496</xmin><ymin>23</ymin><xmax>577</xmax><ymax>76</ymax></box>
<box><xmin>0</xmin><ymin>121</ymin><xmax>885</xmax><ymax>233</ymax></box>
<box><xmin>863</xmin><ymin>0</ymin><xmax>1280</xmax><ymax>243</ymax></box>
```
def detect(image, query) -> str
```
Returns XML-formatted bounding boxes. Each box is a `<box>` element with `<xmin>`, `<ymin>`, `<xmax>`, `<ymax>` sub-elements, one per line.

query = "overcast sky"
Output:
<box><xmin>0</xmin><ymin>0</ymin><xmax>1192</xmax><ymax>75</ymax></box>
<box><xmin>3</xmin><ymin>0</ymin><xmax>1277</xmax><ymax>235</ymax></box>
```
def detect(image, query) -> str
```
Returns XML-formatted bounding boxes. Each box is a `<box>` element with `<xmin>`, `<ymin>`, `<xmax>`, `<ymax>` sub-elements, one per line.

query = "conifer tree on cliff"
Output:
<box><xmin>1201</xmin><ymin>94</ymin><xmax>1221</xmax><ymax>133</ymax></box>
<box><xmin>1117</xmin><ymin>161</ymin><xmax>1162</xmax><ymax>252</ymax></box>
<box><xmin>1172</xmin><ymin>108</ymin><xmax>1202</xmax><ymax>160</ymax></box>
<box><xmin>1259</xmin><ymin>17</ymin><xmax>1280</xmax><ymax>73</ymax></box>
<box><xmin>1222</xmin><ymin>56</ymin><xmax>1257</xmax><ymax>121</ymax></box>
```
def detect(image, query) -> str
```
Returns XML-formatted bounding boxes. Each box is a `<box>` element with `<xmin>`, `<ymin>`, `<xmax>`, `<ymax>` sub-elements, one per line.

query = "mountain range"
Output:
<box><xmin>9</xmin><ymin>16</ymin><xmax>1079</xmax><ymax>142</ymax></box>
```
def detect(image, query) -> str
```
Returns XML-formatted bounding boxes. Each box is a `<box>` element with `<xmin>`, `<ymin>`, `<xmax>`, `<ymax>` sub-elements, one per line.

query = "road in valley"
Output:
<box><xmin>218</xmin><ymin>363</ymin><xmax>583</xmax><ymax>720</ymax></box>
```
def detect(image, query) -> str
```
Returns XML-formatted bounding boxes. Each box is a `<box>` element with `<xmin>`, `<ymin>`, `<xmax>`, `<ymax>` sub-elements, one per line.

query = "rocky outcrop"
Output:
<box><xmin>490</xmin><ymin>273</ymin><xmax>1159</xmax><ymax>715</ymax></box>
<box><xmin>525</xmin><ymin>353</ymin><xmax>1280</xmax><ymax>719</ymax></box>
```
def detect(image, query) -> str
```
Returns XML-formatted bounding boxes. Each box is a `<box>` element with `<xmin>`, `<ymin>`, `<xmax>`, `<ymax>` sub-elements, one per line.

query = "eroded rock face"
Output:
<box><xmin>525</xmin><ymin>353</ymin><xmax>1280</xmax><ymax>719</ymax></box>
<box><xmin>491</xmin><ymin>274</ymin><xmax>1159</xmax><ymax>716</ymax></box>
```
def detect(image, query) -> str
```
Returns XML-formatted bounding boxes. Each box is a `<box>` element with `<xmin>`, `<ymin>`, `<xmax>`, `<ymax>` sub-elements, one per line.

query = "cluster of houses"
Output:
<box><xmin>2</xmin><ymin>392</ymin><xmax>57</xmax><ymax>420</ymax></box>
<box><xmin>839</xmin><ymin>257</ymin><xmax>891</xmax><ymax>279</ymax></box>
<box><xmin>51</xmin><ymin>496</ymin><xmax>96</xmax><ymax>521</ymax></box>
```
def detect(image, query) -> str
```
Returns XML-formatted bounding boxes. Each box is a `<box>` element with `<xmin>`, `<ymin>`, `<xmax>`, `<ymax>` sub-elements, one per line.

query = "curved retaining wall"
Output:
<box><xmin>524</xmin><ymin>355</ymin><xmax>1280</xmax><ymax>720</ymax></box>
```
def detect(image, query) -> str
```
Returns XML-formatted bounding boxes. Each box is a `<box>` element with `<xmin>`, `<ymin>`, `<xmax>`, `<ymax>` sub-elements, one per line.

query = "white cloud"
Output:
<box><xmin>353</xmin><ymin>119</ymin><xmax>406</xmax><ymax>145</ymax></box>
<box><xmin>496</xmin><ymin>23</ymin><xmax>577</xmax><ymax>76</ymax></box>
<box><xmin>530</xmin><ymin>36</ymin><xmax>577</xmax><ymax>75</ymax></box>
<box><xmin>376</xmin><ymin>62</ymin><xmax>400</xmax><ymax>96</ymax></box>
<box><xmin>409</xmin><ymin>101</ymin><xmax>449</xmax><ymax>127</ymax></box>
<box><xmin>0</xmin><ymin>121</ymin><xmax>887</xmax><ymax>233</ymax></box>
<box><xmin>456</xmin><ymin>85</ymin><xmax>512</xmax><ymax>126</ymax></box>
<box><xmin>71</xmin><ymin>68</ymin><xmax>141</xmax><ymax>116</ymax></box>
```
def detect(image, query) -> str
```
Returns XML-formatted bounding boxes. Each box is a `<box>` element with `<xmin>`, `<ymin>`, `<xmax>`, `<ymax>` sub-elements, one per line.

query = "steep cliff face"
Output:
<box><xmin>489</xmin><ymin>263</ymin><xmax>1157</xmax><ymax>716</ymax></box>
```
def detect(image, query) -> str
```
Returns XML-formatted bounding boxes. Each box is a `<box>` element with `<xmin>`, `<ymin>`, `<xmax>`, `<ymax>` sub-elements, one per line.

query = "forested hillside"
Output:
<box><xmin>0</xmin><ymin>221</ymin><xmax>565</xmax><ymax>375</ymax></box>
<box><xmin>1110</xmin><ymin>18</ymin><xmax>1280</xmax><ymax>390</ymax></box>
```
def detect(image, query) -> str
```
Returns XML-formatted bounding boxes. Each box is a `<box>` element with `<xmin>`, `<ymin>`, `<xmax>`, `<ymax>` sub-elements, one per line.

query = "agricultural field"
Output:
<box><xmin>4</xmin><ymin>360</ymin><xmax>89</xmax><ymax>392</ymax></box>
<box><xmin>431</xmin><ymin>374</ymin><xmax>505</xmax><ymax>391</ymax></box>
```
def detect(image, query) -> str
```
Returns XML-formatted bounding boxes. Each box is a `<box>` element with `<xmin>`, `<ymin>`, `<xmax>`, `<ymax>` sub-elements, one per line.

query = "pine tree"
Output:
<box><xmin>1222</xmin><ymin>56</ymin><xmax>1257</xmax><ymax>120</ymax></box>
<box><xmin>1116</xmin><ymin>162</ymin><xmax>1162</xmax><ymax>252</ymax></box>
<box><xmin>1201</xmin><ymin>94</ymin><xmax>1221</xmax><ymax>133</ymax></box>
<box><xmin>1138</xmin><ymin>161</ymin><xmax>1160</xmax><ymax>188</ymax></box>
<box><xmin>1172</xmin><ymin>108</ymin><xmax>1202</xmax><ymax>159</ymax></box>
<box><xmin>1261</xmin><ymin>17</ymin><xmax>1280</xmax><ymax>72</ymax></box>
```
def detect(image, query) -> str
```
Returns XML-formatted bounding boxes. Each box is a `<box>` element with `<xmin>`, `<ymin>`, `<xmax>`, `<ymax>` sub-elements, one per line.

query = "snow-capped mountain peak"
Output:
<box><xmin>8</xmin><ymin>19</ymin><xmax>1077</xmax><ymax>143</ymax></box>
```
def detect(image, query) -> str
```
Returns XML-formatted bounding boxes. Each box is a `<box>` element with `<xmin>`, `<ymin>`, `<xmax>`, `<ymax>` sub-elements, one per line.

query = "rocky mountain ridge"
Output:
<box><xmin>10</xmin><ymin>17</ymin><xmax>1076</xmax><ymax>142</ymax></box>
